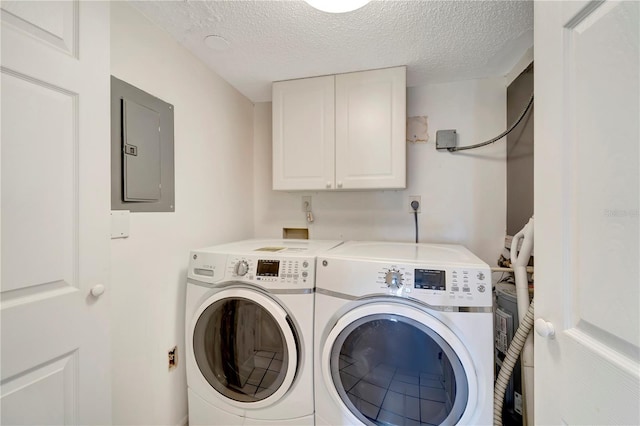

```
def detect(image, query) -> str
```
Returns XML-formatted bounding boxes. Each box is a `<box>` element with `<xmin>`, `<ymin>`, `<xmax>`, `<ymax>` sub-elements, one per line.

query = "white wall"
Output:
<box><xmin>110</xmin><ymin>3</ymin><xmax>254</xmax><ymax>425</ymax></box>
<box><xmin>254</xmin><ymin>78</ymin><xmax>507</xmax><ymax>264</ymax></box>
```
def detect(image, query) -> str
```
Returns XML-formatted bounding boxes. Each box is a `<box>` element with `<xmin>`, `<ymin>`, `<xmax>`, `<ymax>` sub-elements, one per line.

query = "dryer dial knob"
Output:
<box><xmin>385</xmin><ymin>270</ymin><xmax>403</xmax><ymax>288</ymax></box>
<box><xmin>234</xmin><ymin>260</ymin><xmax>249</xmax><ymax>276</ymax></box>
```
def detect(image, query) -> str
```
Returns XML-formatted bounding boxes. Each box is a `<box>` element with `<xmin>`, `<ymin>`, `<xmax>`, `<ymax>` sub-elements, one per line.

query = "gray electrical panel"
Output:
<box><xmin>111</xmin><ymin>76</ymin><xmax>174</xmax><ymax>212</ymax></box>
<box><xmin>122</xmin><ymin>99</ymin><xmax>161</xmax><ymax>201</ymax></box>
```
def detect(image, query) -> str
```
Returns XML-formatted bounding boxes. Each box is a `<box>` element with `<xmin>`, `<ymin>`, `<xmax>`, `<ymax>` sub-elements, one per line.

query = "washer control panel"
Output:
<box><xmin>374</xmin><ymin>264</ymin><xmax>491</xmax><ymax>306</ymax></box>
<box><xmin>188</xmin><ymin>252</ymin><xmax>316</xmax><ymax>289</ymax></box>
<box><xmin>226</xmin><ymin>255</ymin><xmax>314</xmax><ymax>288</ymax></box>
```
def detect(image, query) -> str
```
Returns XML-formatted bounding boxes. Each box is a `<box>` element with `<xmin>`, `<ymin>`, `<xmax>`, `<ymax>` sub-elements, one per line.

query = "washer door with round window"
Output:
<box><xmin>321</xmin><ymin>302</ymin><xmax>478</xmax><ymax>426</ymax></box>
<box><xmin>190</xmin><ymin>287</ymin><xmax>300</xmax><ymax>410</ymax></box>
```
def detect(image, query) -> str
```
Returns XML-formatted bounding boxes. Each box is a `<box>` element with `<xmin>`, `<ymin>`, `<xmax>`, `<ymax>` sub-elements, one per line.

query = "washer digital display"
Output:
<box><xmin>414</xmin><ymin>269</ymin><xmax>446</xmax><ymax>291</ymax></box>
<box><xmin>257</xmin><ymin>260</ymin><xmax>280</xmax><ymax>277</ymax></box>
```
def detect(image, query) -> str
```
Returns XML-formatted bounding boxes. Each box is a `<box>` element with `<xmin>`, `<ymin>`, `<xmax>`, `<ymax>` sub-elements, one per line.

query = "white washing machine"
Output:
<box><xmin>314</xmin><ymin>241</ymin><xmax>493</xmax><ymax>425</ymax></box>
<box><xmin>186</xmin><ymin>239</ymin><xmax>342</xmax><ymax>425</ymax></box>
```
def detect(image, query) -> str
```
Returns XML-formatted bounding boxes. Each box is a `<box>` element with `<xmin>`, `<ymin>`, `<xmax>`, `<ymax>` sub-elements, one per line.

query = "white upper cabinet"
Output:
<box><xmin>335</xmin><ymin>67</ymin><xmax>406</xmax><ymax>189</ymax></box>
<box><xmin>272</xmin><ymin>75</ymin><xmax>335</xmax><ymax>190</ymax></box>
<box><xmin>272</xmin><ymin>67</ymin><xmax>406</xmax><ymax>190</ymax></box>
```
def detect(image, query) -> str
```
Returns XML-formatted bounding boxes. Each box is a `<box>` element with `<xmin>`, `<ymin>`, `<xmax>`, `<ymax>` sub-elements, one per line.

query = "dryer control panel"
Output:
<box><xmin>318</xmin><ymin>258</ymin><xmax>492</xmax><ymax>308</ymax></box>
<box><xmin>377</xmin><ymin>264</ymin><xmax>491</xmax><ymax>307</ymax></box>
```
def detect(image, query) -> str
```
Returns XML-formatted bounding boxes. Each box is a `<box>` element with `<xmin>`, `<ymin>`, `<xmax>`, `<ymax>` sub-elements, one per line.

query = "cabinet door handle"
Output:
<box><xmin>326</xmin><ymin>181</ymin><xmax>332</xmax><ymax>188</ymax></box>
<box><xmin>337</xmin><ymin>181</ymin><xmax>343</xmax><ymax>188</ymax></box>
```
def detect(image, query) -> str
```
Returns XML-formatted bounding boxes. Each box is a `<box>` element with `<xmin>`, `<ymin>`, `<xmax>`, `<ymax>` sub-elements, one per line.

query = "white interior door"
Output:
<box><xmin>535</xmin><ymin>1</ymin><xmax>639</xmax><ymax>424</ymax></box>
<box><xmin>1</xmin><ymin>1</ymin><xmax>111</xmax><ymax>424</ymax></box>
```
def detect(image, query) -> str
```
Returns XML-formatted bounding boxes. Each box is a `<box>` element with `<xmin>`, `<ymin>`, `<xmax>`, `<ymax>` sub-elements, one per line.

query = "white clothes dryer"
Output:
<box><xmin>186</xmin><ymin>239</ymin><xmax>342</xmax><ymax>426</ymax></box>
<box><xmin>314</xmin><ymin>241</ymin><xmax>493</xmax><ymax>426</ymax></box>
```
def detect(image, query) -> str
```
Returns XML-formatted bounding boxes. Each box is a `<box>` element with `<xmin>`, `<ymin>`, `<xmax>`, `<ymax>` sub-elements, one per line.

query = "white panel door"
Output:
<box><xmin>535</xmin><ymin>1</ymin><xmax>639</xmax><ymax>424</ymax></box>
<box><xmin>272</xmin><ymin>75</ymin><xmax>335</xmax><ymax>190</ymax></box>
<box><xmin>1</xmin><ymin>1</ymin><xmax>111</xmax><ymax>424</ymax></box>
<box><xmin>335</xmin><ymin>67</ymin><xmax>406</xmax><ymax>190</ymax></box>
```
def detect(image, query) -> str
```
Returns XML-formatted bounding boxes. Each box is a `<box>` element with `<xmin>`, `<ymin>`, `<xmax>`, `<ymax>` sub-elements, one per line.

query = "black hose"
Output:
<box><xmin>410</xmin><ymin>200</ymin><xmax>420</xmax><ymax>243</ymax></box>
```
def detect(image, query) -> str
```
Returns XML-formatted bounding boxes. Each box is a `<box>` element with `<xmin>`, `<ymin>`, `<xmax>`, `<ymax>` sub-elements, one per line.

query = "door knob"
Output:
<box><xmin>535</xmin><ymin>318</ymin><xmax>555</xmax><ymax>338</ymax></box>
<box><xmin>90</xmin><ymin>284</ymin><xmax>105</xmax><ymax>297</ymax></box>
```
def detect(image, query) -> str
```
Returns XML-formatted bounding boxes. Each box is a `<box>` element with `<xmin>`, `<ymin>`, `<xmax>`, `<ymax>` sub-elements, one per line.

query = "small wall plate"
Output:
<box><xmin>110</xmin><ymin>210</ymin><xmax>130</xmax><ymax>239</ymax></box>
<box><xmin>436</xmin><ymin>129</ymin><xmax>457</xmax><ymax>150</ymax></box>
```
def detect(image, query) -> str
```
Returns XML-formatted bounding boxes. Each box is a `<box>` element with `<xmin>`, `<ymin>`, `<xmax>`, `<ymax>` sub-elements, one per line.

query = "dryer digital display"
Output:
<box><xmin>414</xmin><ymin>269</ymin><xmax>446</xmax><ymax>291</ymax></box>
<box><xmin>257</xmin><ymin>260</ymin><xmax>280</xmax><ymax>277</ymax></box>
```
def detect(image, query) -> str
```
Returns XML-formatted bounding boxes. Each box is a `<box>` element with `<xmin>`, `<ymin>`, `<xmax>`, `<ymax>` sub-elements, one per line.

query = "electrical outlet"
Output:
<box><xmin>168</xmin><ymin>346</ymin><xmax>177</xmax><ymax>370</ymax></box>
<box><xmin>408</xmin><ymin>196</ymin><xmax>421</xmax><ymax>213</ymax></box>
<box><xmin>302</xmin><ymin>196</ymin><xmax>312</xmax><ymax>212</ymax></box>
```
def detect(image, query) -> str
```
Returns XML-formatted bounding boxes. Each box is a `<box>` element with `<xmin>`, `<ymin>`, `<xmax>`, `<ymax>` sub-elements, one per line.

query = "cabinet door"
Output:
<box><xmin>273</xmin><ymin>76</ymin><xmax>335</xmax><ymax>190</ymax></box>
<box><xmin>335</xmin><ymin>67</ymin><xmax>406</xmax><ymax>189</ymax></box>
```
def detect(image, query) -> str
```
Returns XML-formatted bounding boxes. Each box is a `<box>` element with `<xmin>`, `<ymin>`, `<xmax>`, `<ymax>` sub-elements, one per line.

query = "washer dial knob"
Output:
<box><xmin>234</xmin><ymin>260</ymin><xmax>249</xmax><ymax>276</ymax></box>
<box><xmin>385</xmin><ymin>269</ymin><xmax>403</xmax><ymax>288</ymax></box>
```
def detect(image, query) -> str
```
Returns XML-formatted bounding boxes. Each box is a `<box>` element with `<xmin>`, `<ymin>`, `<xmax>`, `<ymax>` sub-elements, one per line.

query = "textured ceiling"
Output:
<box><xmin>131</xmin><ymin>0</ymin><xmax>533</xmax><ymax>102</ymax></box>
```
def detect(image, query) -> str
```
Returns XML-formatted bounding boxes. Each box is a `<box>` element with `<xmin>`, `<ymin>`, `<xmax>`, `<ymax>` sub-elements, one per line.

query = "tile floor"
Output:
<box><xmin>237</xmin><ymin>350</ymin><xmax>284</xmax><ymax>396</ymax></box>
<box><xmin>338</xmin><ymin>354</ymin><xmax>451</xmax><ymax>426</ymax></box>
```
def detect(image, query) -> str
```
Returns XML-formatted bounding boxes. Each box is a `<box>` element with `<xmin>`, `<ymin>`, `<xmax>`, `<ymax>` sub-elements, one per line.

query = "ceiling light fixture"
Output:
<box><xmin>203</xmin><ymin>35</ymin><xmax>230</xmax><ymax>51</ymax></box>
<box><xmin>304</xmin><ymin>0</ymin><xmax>370</xmax><ymax>13</ymax></box>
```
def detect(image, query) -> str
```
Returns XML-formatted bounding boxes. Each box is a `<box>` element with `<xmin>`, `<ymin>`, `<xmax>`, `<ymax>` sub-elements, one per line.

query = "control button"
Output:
<box><xmin>451</xmin><ymin>286</ymin><xmax>459</xmax><ymax>292</ymax></box>
<box><xmin>302</xmin><ymin>271</ymin><xmax>308</xmax><ymax>278</ymax></box>
<box><xmin>234</xmin><ymin>260</ymin><xmax>249</xmax><ymax>276</ymax></box>
<box><xmin>462</xmin><ymin>287</ymin><xmax>471</xmax><ymax>293</ymax></box>
<box><xmin>477</xmin><ymin>284</ymin><xmax>486</xmax><ymax>293</ymax></box>
<box><xmin>477</xmin><ymin>272</ymin><xmax>486</xmax><ymax>281</ymax></box>
<box><xmin>384</xmin><ymin>269</ymin><xmax>403</xmax><ymax>289</ymax></box>
<box><xmin>302</xmin><ymin>261</ymin><xmax>309</xmax><ymax>268</ymax></box>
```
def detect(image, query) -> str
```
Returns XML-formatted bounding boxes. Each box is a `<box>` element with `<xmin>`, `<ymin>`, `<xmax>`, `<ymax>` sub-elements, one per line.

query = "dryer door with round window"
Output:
<box><xmin>191</xmin><ymin>287</ymin><xmax>300</xmax><ymax>409</ymax></box>
<box><xmin>322</xmin><ymin>303</ymin><xmax>477</xmax><ymax>426</ymax></box>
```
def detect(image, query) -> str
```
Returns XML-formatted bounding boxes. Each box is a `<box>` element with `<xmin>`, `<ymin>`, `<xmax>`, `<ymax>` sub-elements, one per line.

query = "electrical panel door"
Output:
<box><xmin>122</xmin><ymin>98</ymin><xmax>161</xmax><ymax>202</ymax></box>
